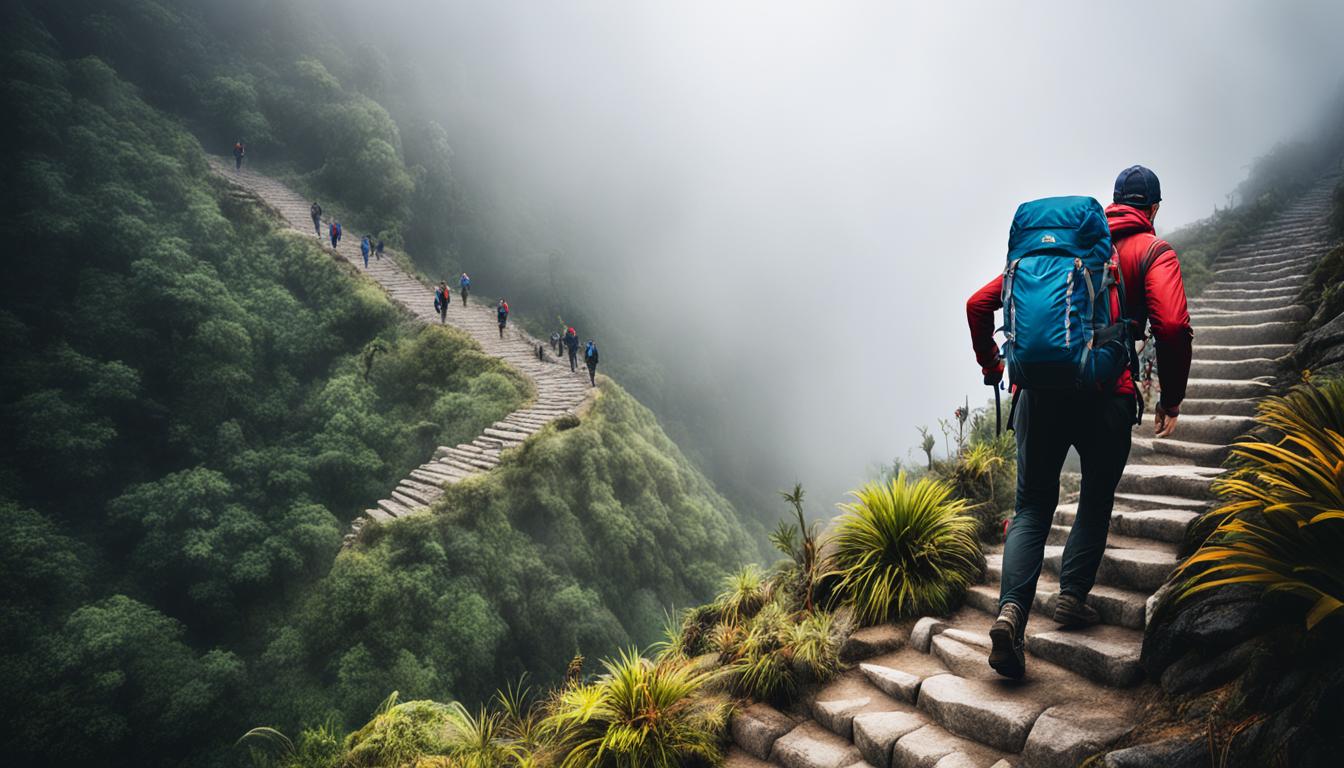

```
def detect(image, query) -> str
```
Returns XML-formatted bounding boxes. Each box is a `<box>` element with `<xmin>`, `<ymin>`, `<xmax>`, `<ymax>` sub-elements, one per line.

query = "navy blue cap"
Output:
<box><xmin>1113</xmin><ymin>165</ymin><xmax>1161</xmax><ymax>207</ymax></box>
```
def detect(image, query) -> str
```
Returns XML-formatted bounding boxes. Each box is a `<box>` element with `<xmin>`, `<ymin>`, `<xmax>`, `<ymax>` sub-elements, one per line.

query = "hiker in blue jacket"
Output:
<box><xmin>459</xmin><ymin>273</ymin><xmax>471</xmax><ymax>305</ymax></box>
<box><xmin>360</xmin><ymin>236</ymin><xmax>371</xmax><ymax>268</ymax></box>
<box><xmin>584</xmin><ymin>340</ymin><xmax>599</xmax><ymax>386</ymax></box>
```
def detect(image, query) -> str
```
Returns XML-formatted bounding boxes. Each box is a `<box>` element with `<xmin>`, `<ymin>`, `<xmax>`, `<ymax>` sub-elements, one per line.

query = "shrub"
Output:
<box><xmin>540</xmin><ymin>650</ymin><xmax>729</xmax><ymax>768</ymax></box>
<box><xmin>1175</xmin><ymin>378</ymin><xmax>1344</xmax><ymax>631</ymax></box>
<box><xmin>827</xmin><ymin>474</ymin><xmax>983</xmax><ymax>624</ymax></box>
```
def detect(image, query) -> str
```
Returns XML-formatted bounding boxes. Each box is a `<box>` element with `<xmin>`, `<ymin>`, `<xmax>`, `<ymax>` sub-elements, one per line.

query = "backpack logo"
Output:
<box><xmin>1041</xmin><ymin>234</ymin><xmax>1057</xmax><ymax>244</ymax></box>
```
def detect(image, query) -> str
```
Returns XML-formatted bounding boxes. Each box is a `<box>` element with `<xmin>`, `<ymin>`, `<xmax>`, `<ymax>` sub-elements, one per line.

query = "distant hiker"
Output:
<box><xmin>233</xmin><ymin>141</ymin><xmax>245</xmax><ymax>170</ymax></box>
<box><xmin>564</xmin><ymin>326</ymin><xmax>579</xmax><ymax>372</ymax></box>
<box><xmin>334</xmin><ymin>221</ymin><xmax>343</xmax><ymax>247</ymax></box>
<box><xmin>584</xmin><ymin>340</ymin><xmax>599</xmax><ymax>386</ymax></box>
<box><xmin>360</xmin><ymin>235</ymin><xmax>371</xmax><ymax>268</ymax></box>
<box><xmin>965</xmin><ymin>165</ymin><xmax>1191</xmax><ymax>680</ymax></box>
<box><xmin>434</xmin><ymin>282</ymin><xmax>450</xmax><ymax>323</ymax></box>
<box><xmin>550</xmin><ymin>330</ymin><xmax>562</xmax><ymax>356</ymax></box>
<box><xmin>310</xmin><ymin>202</ymin><xmax>322</xmax><ymax>236</ymax></box>
<box><xmin>375</xmin><ymin>239</ymin><xmax>385</xmax><ymax>261</ymax></box>
<box><xmin>459</xmin><ymin>273</ymin><xmax>471</xmax><ymax>305</ymax></box>
<box><xmin>329</xmin><ymin>221</ymin><xmax>339</xmax><ymax>249</ymax></box>
<box><xmin>497</xmin><ymin>298</ymin><xmax>510</xmax><ymax>338</ymax></box>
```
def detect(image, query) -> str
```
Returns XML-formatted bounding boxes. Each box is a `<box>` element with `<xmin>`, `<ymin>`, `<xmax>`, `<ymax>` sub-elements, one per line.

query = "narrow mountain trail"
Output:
<box><xmin>728</xmin><ymin>174</ymin><xmax>1340</xmax><ymax>768</ymax></box>
<box><xmin>208</xmin><ymin>157</ymin><xmax>594</xmax><ymax>544</ymax></box>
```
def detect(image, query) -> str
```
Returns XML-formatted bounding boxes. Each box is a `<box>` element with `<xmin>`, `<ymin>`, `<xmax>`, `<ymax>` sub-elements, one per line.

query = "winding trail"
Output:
<box><xmin>208</xmin><ymin>158</ymin><xmax>594</xmax><ymax>544</ymax></box>
<box><xmin>728</xmin><ymin>173</ymin><xmax>1341</xmax><ymax>768</ymax></box>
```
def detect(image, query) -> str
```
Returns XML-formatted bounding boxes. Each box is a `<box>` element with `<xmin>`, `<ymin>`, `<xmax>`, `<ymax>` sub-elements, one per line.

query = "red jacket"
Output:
<box><xmin>966</xmin><ymin>203</ymin><xmax>1193</xmax><ymax>412</ymax></box>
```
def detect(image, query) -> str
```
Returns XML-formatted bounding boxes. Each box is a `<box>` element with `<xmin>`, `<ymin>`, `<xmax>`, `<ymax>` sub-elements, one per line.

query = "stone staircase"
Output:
<box><xmin>207</xmin><ymin>158</ymin><xmax>594</xmax><ymax>543</ymax></box>
<box><xmin>727</xmin><ymin>174</ymin><xmax>1340</xmax><ymax>768</ymax></box>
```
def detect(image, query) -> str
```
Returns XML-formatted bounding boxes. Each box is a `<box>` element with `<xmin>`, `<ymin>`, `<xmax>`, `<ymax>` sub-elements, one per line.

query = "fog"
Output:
<box><xmin>341</xmin><ymin>1</ymin><xmax>1344</xmax><ymax>511</ymax></box>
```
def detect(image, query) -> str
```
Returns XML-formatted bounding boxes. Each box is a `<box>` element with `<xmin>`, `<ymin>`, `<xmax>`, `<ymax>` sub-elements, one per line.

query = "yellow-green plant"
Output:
<box><xmin>827</xmin><ymin>474</ymin><xmax>982</xmax><ymax>624</ymax></box>
<box><xmin>1175</xmin><ymin>378</ymin><xmax>1344</xmax><ymax>630</ymax></box>
<box><xmin>718</xmin><ymin>601</ymin><xmax>842</xmax><ymax>703</ymax></box>
<box><xmin>541</xmin><ymin>649</ymin><xmax>729</xmax><ymax>768</ymax></box>
<box><xmin>343</xmin><ymin>693</ymin><xmax>457</xmax><ymax>768</ymax></box>
<box><xmin>714</xmin><ymin>564</ymin><xmax>768</xmax><ymax>625</ymax></box>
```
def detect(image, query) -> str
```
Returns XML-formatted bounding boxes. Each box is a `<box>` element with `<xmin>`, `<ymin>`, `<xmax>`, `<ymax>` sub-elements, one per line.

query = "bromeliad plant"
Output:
<box><xmin>540</xmin><ymin>649</ymin><xmax>730</xmax><ymax>768</ymax></box>
<box><xmin>827</xmin><ymin>474</ymin><xmax>983</xmax><ymax>624</ymax></box>
<box><xmin>769</xmin><ymin>483</ymin><xmax>823</xmax><ymax>613</ymax></box>
<box><xmin>1174</xmin><ymin>378</ymin><xmax>1344</xmax><ymax>631</ymax></box>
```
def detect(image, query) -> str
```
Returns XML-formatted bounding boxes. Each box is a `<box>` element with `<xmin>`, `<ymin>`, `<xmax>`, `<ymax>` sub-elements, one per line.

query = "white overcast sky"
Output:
<box><xmin>356</xmin><ymin>1</ymin><xmax>1344</xmax><ymax>507</ymax></box>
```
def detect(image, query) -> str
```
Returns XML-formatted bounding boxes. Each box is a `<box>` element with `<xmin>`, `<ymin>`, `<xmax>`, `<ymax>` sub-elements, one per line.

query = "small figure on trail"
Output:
<box><xmin>233</xmin><ymin>140</ymin><xmax>245</xmax><ymax>171</ymax></box>
<box><xmin>584</xmin><ymin>340</ymin><xmax>599</xmax><ymax>387</ymax></box>
<box><xmin>459</xmin><ymin>272</ymin><xmax>471</xmax><ymax>305</ymax></box>
<box><xmin>360</xmin><ymin>235</ymin><xmax>371</xmax><ymax>268</ymax></box>
<box><xmin>564</xmin><ymin>326</ymin><xmax>579</xmax><ymax>372</ymax></box>
<box><xmin>496</xmin><ymin>298</ymin><xmax>510</xmax><ymax>338</ymax></box>
<box><xmin>310</xmin><ymin>202</ymin><xmax>322</xmax><ymax>236</ymax></box>
<box><xmin>550</xmin><ymin>330</ymin><xmax>562</xmax><ymax>356</ymax></box>
<box><xmin>965</xmin><ymin>164</ymin><xmax>1192</xmax><ymax>681</ymax></box>
<box><xmin>434</xmin><ymin>281</ymin><xmax>450</xmax><ymax>324</ymax></box>
<box><xmin>329</xmin><ymin>221</ymin><xmax>339</xmax><ymax>249</ymax></box>
<box><xmin>375</xmin><ymin>239</ymin><xmax>385</xmax><ymax>262</ymax></box>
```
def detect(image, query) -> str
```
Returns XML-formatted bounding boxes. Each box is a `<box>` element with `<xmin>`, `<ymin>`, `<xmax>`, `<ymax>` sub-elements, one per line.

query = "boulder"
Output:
<box><xmin>1141</xmin><ymin>585</ymin><xmax>1271</xmax><ymax>675</ymax></box>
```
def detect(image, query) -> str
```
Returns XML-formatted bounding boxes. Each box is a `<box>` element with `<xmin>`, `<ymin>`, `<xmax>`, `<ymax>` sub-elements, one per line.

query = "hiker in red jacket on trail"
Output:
<box><xmin>965</xmin><ymin>165</ymin><xmax>1193</xmax><ymax>680</ymax></box>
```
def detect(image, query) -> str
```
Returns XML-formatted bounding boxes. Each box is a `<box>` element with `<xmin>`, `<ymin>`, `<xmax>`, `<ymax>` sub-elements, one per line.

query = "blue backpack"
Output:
<box><xmin>1001</xmin><ymin>196</ymin><xmax>1135</xmax><ymax>392</ymax></box>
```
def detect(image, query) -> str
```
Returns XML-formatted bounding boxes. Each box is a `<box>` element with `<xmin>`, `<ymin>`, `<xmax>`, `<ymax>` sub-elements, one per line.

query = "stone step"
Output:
<box><xmin>1183</xmin><ymin>378</ymin><xmax>1272</xmax><ymax>400</ymax></box>
<box><xmin>971</xmin><ymin>569</ymin><xmax>1148</xmax><ymax>630</ymax></box>
<box><xmin>1173</xmin><ymin>397</ymin><xmax>1258</xmax><ymax>416</ymax></box>
<box><xmin>888</xmin><ymin>722</ymin><xmax>1010</xmax><ymax>768</ymax></box>
<box><xmin>1185</xmin><ymin>357</ymin><xmax>1279</xmax><ymax>379</ymax></box>
<box><xmin>376</xmin><ymin>497</ymin><xmax>416</xmax><ymax>518</ymax></box>
<box><xmin>1190</xmin><ymin>304</ymin><xmax>1310</xmax><ymax>326</ymax></box>
<box><xmin>1041</xmin><ymin>526</ymin><xmax>1179</xmax><ymax>559</ymax></box>
<box><xmin>1213</xmin><ymin>252</ymin><xmax>1313</xmax><ymax>271</ymax></box>
<box><xmin>1212</xmin><ymin>261</ymin><xmax>1313</xmax><ymax>282</ymax></box>
<box><xmin>1194</xmin><ymin>321</ymin><xmax>1300</xmax><ymax>345</ymax></box>
<box><xmin>732</xmin><ymin>703</ymin><xmax>800</xmax><ymax>762</ymax></box>
<box><xmin>1200</xmin><ymin>285</ymin><xmax>1299</xmax><ymax>298</ymax></box>
<box><xmin>1188</xmin><ymin>343</ymin><xmax>1293</xmax><ymax>361</ymax></box>
<box><xmin>1054</xmin><ymin>503</ymin><xmax>1200</xmax><ymax>543</ymax></box>
<box><xmin>1040</xmin><ymin>543</ymin><xmax>1179</xmax><ymax>592</ymax></box>
<box><xmin>393</xmin><ymin>482</ymin><xmax>441</xmax><ymax>507</ymax></box>
<box><xmin>916</xmin><ymin>673</ymin><xmax>1046</xmax><ymax>753</ymax></box>
<box><xmin>1025</xmin><ymin>624</ymin><xmax>1144</xmax><ymax>687</ymax></box>
<box><xmin>1112</xmin><ymin>491</ymin><xmax>1207</xmax><ymax>511</ymax></box>
<box><xmin>1189</xmin><ymin>295</ymin><xmax>1301</xmax><ymax>311</ymax></box>
<box><xmin>810</xmin><ymin>674</ymin><xmax>908</xmax><ymax>741</ymax></box>
<box><xmin>1208</xmin><ymin>269</ymin><xmax>1307</xmax><ymax>287</ymax></box>
<box><xmin>769</xmin><ymin>720</ymin><xmax>863</xmax><ymax>768</ymax></box>
<box><xmin>1129</xmin><ymin>436</ymin><xmax>1228</xmax><ymax>466</ymax></box>
<box><xmin>724</xmin><ymin>747</ymin><xmax>775</xmax><ymax>768</ymax></box>
<box><xmin>390</xmin><ymin>490</ymin><xmax>429</xmax><ymax>513</ymax></box>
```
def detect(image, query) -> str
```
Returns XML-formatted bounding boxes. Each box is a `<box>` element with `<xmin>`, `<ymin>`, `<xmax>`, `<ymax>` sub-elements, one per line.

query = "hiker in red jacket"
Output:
<box><xmin>966</xmin><ymin>165</ymin><xmax>1193</xmax><ymax>679</ymax></box>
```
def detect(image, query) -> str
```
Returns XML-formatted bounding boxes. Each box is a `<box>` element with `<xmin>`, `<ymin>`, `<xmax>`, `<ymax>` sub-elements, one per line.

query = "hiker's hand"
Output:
<box><xmin>983</xmin><ymin>358</ymin><xmax>1004</xmax><ymax>386</ymax></box>
<box><xmin>1154</xmin><ymin>403</ymin><xmax>1178</xmax><ymax>438</ymax></box>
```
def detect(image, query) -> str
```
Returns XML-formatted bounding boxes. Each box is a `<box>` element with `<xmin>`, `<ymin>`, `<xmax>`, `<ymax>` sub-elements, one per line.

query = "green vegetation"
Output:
<box><xmin>245</xmin><ymin>650</ymin><xmax>731</xmax><ymax>768</ymax></box>
<box><xmin>1165</xmin><ymin>129</ymin><xmax>1344</xmax><ymax>297</ymax></box>
<box><xmin>1175</xmin><ymin>378</ymin><xmax>1344</xmax><ymax>631</ymax></box>
<box><xmin>0</xmin><ymin>12</ymin><xmax>755</xmax><ymax>767</ymax></box>
<box><xmin>829</xmin><ymin>475</ymin><xmax>983</xmax><ymax>624</ymax></box>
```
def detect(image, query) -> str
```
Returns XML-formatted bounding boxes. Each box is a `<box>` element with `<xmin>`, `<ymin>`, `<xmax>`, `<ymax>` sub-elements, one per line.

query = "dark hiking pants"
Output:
<box><xmin>312</xmin><ymin>216</ymin><xmax>321</xmax><ymax>236</ymax></box>
<box><xmin>568</xmin><ymin>348</ymin><xmax>578</xmax><ymax>372</ymax></box>
<box><xmin>587</xmin><ymin>363</ymin><xmax>597</xmax><ymax>386</ymax></box>
<box><xmin>998</xmin><ymin>390</ymin><xmax>1133</xmax><ymax>619</ymax></box>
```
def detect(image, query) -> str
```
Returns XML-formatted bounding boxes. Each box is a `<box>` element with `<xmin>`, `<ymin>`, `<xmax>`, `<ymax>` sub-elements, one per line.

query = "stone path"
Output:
<box><xmin>727</xmin><ymin>174</ymin><xmax>1341</xmax><ymax>768</ymax></box>
<box><xmin>208</xmin><ymin>158</ymin><xmax>594</xmax><ymax>544</ymax></box>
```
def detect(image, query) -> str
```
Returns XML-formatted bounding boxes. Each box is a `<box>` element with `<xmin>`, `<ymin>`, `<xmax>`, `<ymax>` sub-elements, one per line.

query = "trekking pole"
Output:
<box><xmin>994</xmin><ymin>382</ymin><xmax>1002</xmax><ymax>436</ymax></box>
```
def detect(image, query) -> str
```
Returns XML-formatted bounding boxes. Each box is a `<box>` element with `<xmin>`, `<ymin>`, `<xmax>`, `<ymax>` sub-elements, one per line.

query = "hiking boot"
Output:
<box><xmin>988</xmin><ymin>602</ymin><xmax>1026</xmax><ymax>680</ymax></box>
<box><xmin>1052</xmin><ymin>592</ymin><xmax>1100</xmax><ymax>628</ymax></box>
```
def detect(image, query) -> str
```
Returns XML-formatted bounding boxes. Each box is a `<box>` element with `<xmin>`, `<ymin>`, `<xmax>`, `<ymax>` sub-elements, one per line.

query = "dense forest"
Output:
<box><xmin>0</xmin><ymin>4</ymin><xmax>757</xmax><ymax>765</ymax></box>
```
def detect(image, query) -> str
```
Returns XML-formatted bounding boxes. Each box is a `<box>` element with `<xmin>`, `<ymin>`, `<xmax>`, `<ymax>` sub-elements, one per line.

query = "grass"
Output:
<box><xmin>828</xmin><ymin>474</ymin><xmax>983</xmax><ymax>624</ymax></box>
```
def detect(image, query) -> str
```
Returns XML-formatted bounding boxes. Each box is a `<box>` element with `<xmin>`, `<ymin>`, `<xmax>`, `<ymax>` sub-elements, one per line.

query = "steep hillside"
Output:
<box><xmin>0</xmin><ymin>13</ymin><xmax>756</xmax><ymax>767</ymax></box>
